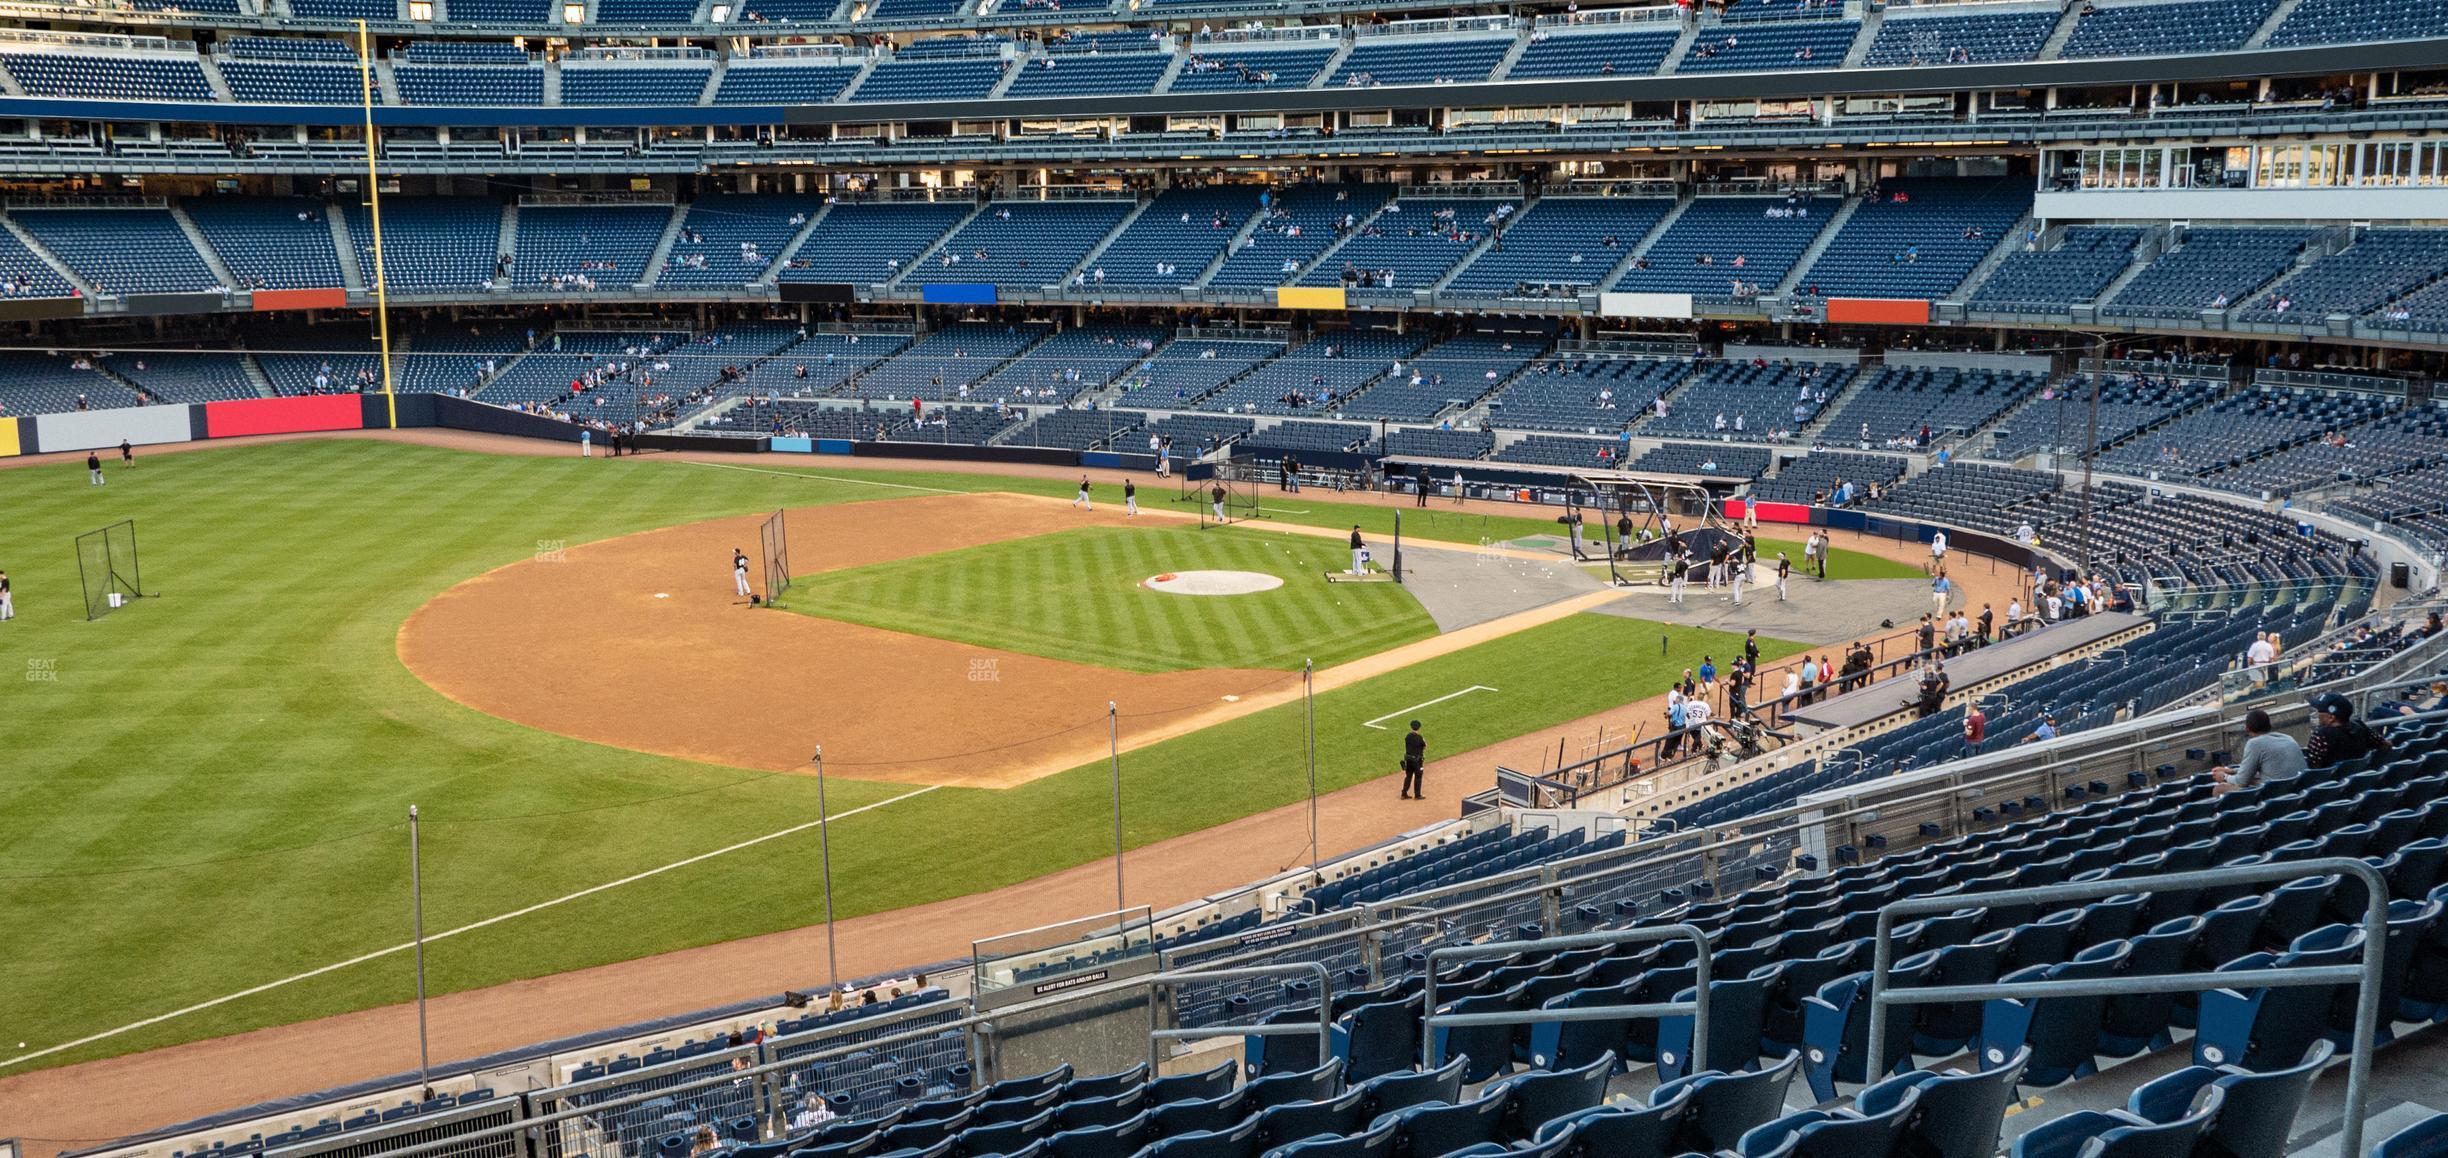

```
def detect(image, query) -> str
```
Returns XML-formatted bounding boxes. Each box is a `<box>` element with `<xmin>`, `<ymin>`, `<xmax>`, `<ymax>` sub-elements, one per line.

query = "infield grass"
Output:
<box><xmin>788</xmin><ymin>524</ymin><xmax>1436</xmax><ymax>672</ymax></box>
<box><xmin>0</xmin><ymin>438</ymin><xmax>1798</xmax><ymax>1080</ymax></box>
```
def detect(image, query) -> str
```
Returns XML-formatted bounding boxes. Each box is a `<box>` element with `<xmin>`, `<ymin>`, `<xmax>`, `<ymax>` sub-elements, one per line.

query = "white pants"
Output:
<box><xmin>1074</xmin><ymin>493</ymin><xmax>1091</xmax><ymax>509</ymax></box>
<box><xmin>90</xmin><ymin>469</ymin><xmax>104</xmax><ymax>486</ymax></box>
<box><xmin>1777</xmin><ymin>577</ymin><xmax>1788</xmax><ymax>601</ymax></box>
<box><xmin>1731</xmin><ymin>573</ymin><xmax>1745</xmax><ymax>605</ymax></box>
<box><xmin>1126</xmin><ymin>496</ymin><xmax>1138</xmax><ymax>516</ymax></box>
<box><xmin>0</xmin><ymin>591</ymin><xmax>12</xmax><ymax>620</ymax></box>
<box><xmin>581</xmin><ymin>437</ymin><xmax>591</xmax><ymax>457</ymax></box>
<box><xmin>1211</xmin><ymin>501</ymin><xmax>1224</xmax><ymax>519</ymax></box>
<box><xmin>1669</xmin><ymin>576</ymin><xmax>1686</xmax><ymax>602</ymax></box>
<box><xmin>1934</xmin><ymin>590</ymin><xmax>1950</xmax><ymax>614</ymax></box>
<box><xmin>736</xmin><ymin>569</ymin><xmax>751</xmax><ymax>597</ymax></box>
<box><xmin>1351</xmin><ymin>549</ymin><xmax>1366</xmax><ymax>575</ymax></box>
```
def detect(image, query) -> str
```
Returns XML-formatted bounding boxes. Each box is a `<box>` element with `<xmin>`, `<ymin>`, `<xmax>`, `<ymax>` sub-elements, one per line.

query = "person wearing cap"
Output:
<box><xmin>2212</xmin><ymin>708</ymin><xmax>2305</xmax><ymax>793</ymax></box>
<box><xmin>2307</xmin><ymin>692</ymin><xmax>2380</xmax><ymax>768</ymax></box>
<box><xmin>1398</xmin><ymin>719</ymin><xmax>1426</xmax><ymax>799</ymax></box>
<box><xmin>2020</xmin><ymin>713</ymin><xmax>2058</xmax><ymax>745</ymax></box>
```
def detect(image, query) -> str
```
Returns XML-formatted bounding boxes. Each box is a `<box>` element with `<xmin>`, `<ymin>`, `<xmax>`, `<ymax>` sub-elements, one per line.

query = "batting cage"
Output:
<box><xmin>76</xmin><ymin>519</ymin><xmax>144</xmax><ymax>622</ymax></box>
<box><xmin>758</xmin><ymin>509</ymin><xmax>790</xmax><ymax>607</ymax></box>
<box><xmin>1197</xmin><ymin>461</ymin><xmax>1263</xmax><ymax>529</ymax></box>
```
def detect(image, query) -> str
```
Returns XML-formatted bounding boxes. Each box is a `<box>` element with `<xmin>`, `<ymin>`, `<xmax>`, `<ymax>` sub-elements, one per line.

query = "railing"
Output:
<box><xmin>1395</xmin><ymin>181</ymin><xmax>1520</xmax><ymax>200</ymax></box>
<box><xmin>517</xmin><ymin>191</ymin><xmax>677</xmax><ymax>205</ymax></box>
<box><xmin>1866</xmin><ymin>858</ymin><xmax>2391</xmax><ymax>1157</ymax></box>
<box><xmin>1423</xmin><ymin>926</ymin><xmax>1711</xmax><ymax>1069</ymax></box>
<box><xmin>750</xmin><ymin>43</ymin><xmax>877</xmax><ymax>58</ymax></box>
<box><xmin>2082</xmin><ymin>356</ymin><xmax>2231</xmax><ymax>383</ymax></box>
<box><xmin>2253</xmin><ymin>367</ymin><xmax>2412</xmax><ymax>396</ymax></box>
<box><xmin>1552</xmin><ymin>178</ymin><xmax>1679</xmax><ymax>199</ymax></box>
<box><xmin>1147</xmin><ymin>963</ymin><xmax>1332</xmax><ymax>1069</ymax></box>
<box><xmin>1356</xmin><ymin>13</ymin><xmax>1521</xmax><ymax>36</ymax></box>
<box><xmin>563</xmin><ymin>45</ymin><xmax>717</xmax><ymax>60</ymax></box>
<box><xmin>3</xmin><ymin>194</ymin><xmax>167</xmax><ymax>208</ymax></box>
<box><xmin>0</xmin><ymin>27</ymin><xmax>180</xmax><ymax>49</ymax></box>
<box><xmin>1532</xmin><ymin>3</ymin><xmax>1681</xmax><ymax>27</ymax></box>
<box><xmin>1191</xmin><ymin>23</ymin><xmax>1344</xmax><ymax>44</ymax></box>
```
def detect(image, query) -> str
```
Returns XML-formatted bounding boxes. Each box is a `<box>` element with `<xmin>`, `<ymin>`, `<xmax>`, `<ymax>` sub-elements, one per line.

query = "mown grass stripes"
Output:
<box><xmin>789</xmin><ymin>524</ymin><xmax>1436</xmax><ymax>672</ymax></box>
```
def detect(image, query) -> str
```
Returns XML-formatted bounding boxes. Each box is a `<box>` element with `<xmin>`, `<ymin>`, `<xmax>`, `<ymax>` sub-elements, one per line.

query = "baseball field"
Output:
<box><xmin>0</xmin><ymin>435</ymin><xmax>1922</xmax><ymax>1088</ymax></box>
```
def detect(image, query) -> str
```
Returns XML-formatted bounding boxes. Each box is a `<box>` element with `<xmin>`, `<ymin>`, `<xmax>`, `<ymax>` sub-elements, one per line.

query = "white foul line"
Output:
<box><xmin>679</xmin><ymin>459</ymin><xmax>965</xmax><ymax>495</ymax></box>
<box><xmin>1361</xmin><ymin>686</ymin><xmax>1501</xmax><ymax>730</ymax></box>
<box><xmin>0</xmin><ymin>783</ymin><xmax>944</xmax><ymax>1072</ymax></box>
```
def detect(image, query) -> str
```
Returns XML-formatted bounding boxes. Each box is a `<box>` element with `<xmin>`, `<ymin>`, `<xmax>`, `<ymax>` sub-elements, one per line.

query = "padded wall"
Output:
<box><xmin>29</xmin><ymin>404</ymin><xmax>195</xmax><ymax>453</ymax></box>
<box><xmin>203</xmin><ymin>395</ymin><xmax>368</xmax><ymax>438</ymax></box>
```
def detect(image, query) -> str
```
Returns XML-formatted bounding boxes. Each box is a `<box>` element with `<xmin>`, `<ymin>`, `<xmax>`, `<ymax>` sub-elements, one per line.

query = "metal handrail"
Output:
<box><xmin>1425</xmin><ymin>925</ymin><xmax>1711</xmax><ymax>1071</ymax></box>
<box><xmin>1145</xmin><ymin>963</ymin><xmax>1333</xmax><ymax>1071</ymax></box>
<box><xmin>1865</xmin><ymin>856</ymin><xmax>2391</xmax><ymax>1157</ymax></box>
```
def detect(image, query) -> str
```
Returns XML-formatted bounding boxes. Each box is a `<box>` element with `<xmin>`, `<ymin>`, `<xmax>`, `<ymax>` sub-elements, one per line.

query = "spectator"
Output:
<box><xmin>2211</xmin><ymin>709</ymin><xmax>2306</xmax><ymax>794</ymax></box>
<box><xmin>2305</xmin><ymin>692</ymin><xmax>2384</xmax><ymax>768</ymax></box>
<box><xmin>2020</xmin><ymin>713</ymin><xmax>2059</xmax><ymax>745</ymax></box>
<box><xmin>1963</xmin><ymin>702</ymin><xmax>1987</xmax><ymax>756</ymax></box>
<box><xmin>792</xmin><ymin>1095</ymin><xmax>837</xmax><ymax>1132</ymax></box>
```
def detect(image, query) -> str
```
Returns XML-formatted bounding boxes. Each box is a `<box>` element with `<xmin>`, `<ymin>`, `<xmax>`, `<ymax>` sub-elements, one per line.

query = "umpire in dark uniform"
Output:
<box><xmin>1399</xmin><ymin>720</ymin><xmax>1427</xmax><ymax>799</ymax></box>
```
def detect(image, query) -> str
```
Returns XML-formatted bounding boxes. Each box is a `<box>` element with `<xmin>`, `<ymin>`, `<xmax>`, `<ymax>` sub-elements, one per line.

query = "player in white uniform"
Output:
<box><xmin>734</xmin><ymin>549</ymin><xmax>752</xmax><ymax>598</ymax></box>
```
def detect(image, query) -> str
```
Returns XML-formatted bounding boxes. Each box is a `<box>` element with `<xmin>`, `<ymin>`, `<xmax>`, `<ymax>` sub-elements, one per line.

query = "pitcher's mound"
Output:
<box><xmin>1144</xmin><ymin>570</ymin><xmax>1285</xmax><ymax>596</ymax></box>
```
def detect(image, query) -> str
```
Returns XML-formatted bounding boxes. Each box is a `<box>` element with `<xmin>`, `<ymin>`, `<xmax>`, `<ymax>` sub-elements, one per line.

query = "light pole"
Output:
<box><xmin>1304</xmin><ymin>659</ymin><xmax>1321</xmax><ymax>881</ymax></box>
<box><xmin>814</xmin><ymin>746</ymin><xmax>839</xmax><ymax>991</ymax></box>
<box><xmin>407</xmin><ymin>805</ymin><xmax>431</xmax><ymax>1098</ymax></box>
<box><xmin>1108</xmin><ymin>703</ymin><xmax>1125</xmax><ymax>915</ymax></box>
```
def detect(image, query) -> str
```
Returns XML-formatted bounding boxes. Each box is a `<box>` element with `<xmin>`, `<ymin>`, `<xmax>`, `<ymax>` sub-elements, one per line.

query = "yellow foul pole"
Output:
<box><xmin>357</xmin><ymin>20</ymin><xmax>398</xmax><ymax>429</ymax></box>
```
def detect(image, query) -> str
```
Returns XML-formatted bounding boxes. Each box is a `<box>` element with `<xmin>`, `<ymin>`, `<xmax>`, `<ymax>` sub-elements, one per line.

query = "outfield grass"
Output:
<box><xmin>0</xmin><ymin>440</ymin><xmax>1799</xmax><ymax>1076</ymax></box>
<box><xmin>788</xmin><ymin>524</ymin><xmax>1436</xmax><ymax>672</ymax></box>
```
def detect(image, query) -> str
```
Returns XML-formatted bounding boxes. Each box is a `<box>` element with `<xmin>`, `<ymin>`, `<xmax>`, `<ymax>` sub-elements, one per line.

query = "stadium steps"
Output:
<box><xmin>696</xmin><ymin>59</ymin><xmax>724</xmax><ymax>105</ymax></box>
<box><xmin>169</xmin><ymin>204</ymin><xmax>241</xmax><ymax>290</ymax></box>
<box><xmin>835</xmin><ymin>55</ymin><xmax>882</xmax><ymax>102</ymax></box>
<box><xmin>469</xmin><ymin>343</ymin><xmax>540</xmax><ymax>400</ymax></box>
<box><xmin>1185</xmin><ymin>203</ymin><xmax>1271</xmax><ymax>289</ymax></box>
<box><xmin>494</xmin><ymin>201</ymin><xmax>519</xmax><ymax>295</ymax></box>
<box><xmin>1429</xmin><ymin>195</ymin><xmax>1532</xmax><ymax>292</ymax></box>
<box><xmin>1774</xmin><ymin>194</ymin><xmax>1860</xmax><ymax>297</ymax></box>
<box><xmin>2086</xmin><ymin>224</ymin><xmax>2167</xmax><ymax>308</ymax></box>
<box><xmin>238</xmin><ymin>354</ymin><xmax>277</xmax><ymax>398</ymax></box>
<box><xmin>879</xmin><ymin>201</ymin><xmax>987</xmax><ymax>290</ymax></box>
<box><xmin>1589</xmin><ymin>192</ymin><xmax>1693</xmax><ymax>290</ymax></box>
<box><xmin>1063</xmin><ymin>195</ymin><xmax>1152</xmax><ymax>285</ymax></box>
<box><xmin>0</xmin><ymin>212</ymin><xmax>92</xmax><ymax>295</ymax></box>
<box><xmin>1947</xmin><ymin>209</ymin><xmax>2038</xmax><ymax>301</ymax></box>
<box><xmin>2245</xmin><ymin>0</ymin><xmax>2309</xmax><ymax>46</ymax></box>
<box><xmin>198</xmin><ymin>56</ymin><xmax>239</xmax><ymax>102</ymax></box>
<box><xmin>1792</xmin><ymin>365</ymin><xmax>1879</xmax><ymax>444</ymax></box>
<box><xmin>1659</xmin><ymin>20</ymin><xmax>1707</xmax><ymax>73</ymax></box>
<box><xmin>1151</xmin><ymin>49</ymin><xmax>1189</xmax><ymax>93</ymax></box>
<box><xmin>2037</xmin><ymin>3</ymin><xmax>2085</xmax><ymax>58</ymax></box>
<box><xmin>542</xmin><ymin>59</ymin><xmax>563</xmax><ymax>105</ymax></box>
<box><xmin>0</xmin><ymin>62</ymin><xmax>21</xmax><ymax>96</ymax></box>
<box><xmin>757</xmin><ymin>201</ymin><xmax>836</xmax><ymax>286</ymax></box>
<box><xmin>1281</xmin><ymin>197</ymin><xmax>1401</xmax><ymax>286</ymax></box>
<box><xmin>1307</xmin><ymin>37</ymin><xmax>1356</xmax><ymax>88</ymax></box>
<box><xmin>328</xmin><ymin>204</ymin><xmax>366</xmax><ymax>291</ymax></box>
<box><xmin>375</xmin><ymin>59</ymin><xmax>401</xmax><ymax>104</ymax></box>
<box><xmin>674</xmin><ymin>394</ymin><xmax>748</xmax><ymax>432</ymax></box>
<box><xmin>1843</xmin><ymin>7</ymin><xmax>1881</xmax><ymax>65</ymax></box>
<box><xmin>92</xmin><ymin>363</ymin><xmax>160</xmax><ymax>405</ymax></box>
<box><xmin>986</xmin><ymin>58</ymin><xmax>1023</xmax><ymax>98</ymax></box>
<box><xmin>1487</xmin><ymin>31</ymin><xmax>1536</xmax><ymax>81</ymax></box>
<box><xmin>639</xmin><ymin>204</ymin><xmax>690</xmax><ymax>288</ymax></box>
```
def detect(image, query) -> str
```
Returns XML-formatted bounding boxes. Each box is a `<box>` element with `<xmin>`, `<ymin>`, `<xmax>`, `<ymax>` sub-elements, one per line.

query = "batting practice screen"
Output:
<box><xmin>76</xmin><ymin>519</ymin><xmax>143</xmax><ymax>622</ymax></box>
<box><xmin>759</xmin><ymin>509</ymin><xmax>791</xmax><ymax>607</ymax></box>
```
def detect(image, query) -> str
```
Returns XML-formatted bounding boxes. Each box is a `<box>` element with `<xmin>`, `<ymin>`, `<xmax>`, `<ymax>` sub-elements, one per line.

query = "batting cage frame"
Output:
<box><xmin>1197</xmin><ymin>461</ymin><xmax>1264</xmax><ymax>530</ymax></box>
<box><xmin>76</xmin><ymin>518</ymin><xmax>144</xmax><ymax>622</ymax></box>
<box><xmin>758</xmin><ymin>509</ymin><xmax>790</xmax><ymax>608</ymax></box>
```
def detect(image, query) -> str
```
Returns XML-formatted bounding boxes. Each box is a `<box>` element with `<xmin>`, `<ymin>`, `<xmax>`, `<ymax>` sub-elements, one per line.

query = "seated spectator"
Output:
<box><xmin>2211</xmin><ymin>708</ymin><xmax>2306</xmax><ymax>794</ymax></box>
<box><xmin>2306</xmin><ymin>692</ymin><xmax>2387</xmax><ymax>768</ymax></box>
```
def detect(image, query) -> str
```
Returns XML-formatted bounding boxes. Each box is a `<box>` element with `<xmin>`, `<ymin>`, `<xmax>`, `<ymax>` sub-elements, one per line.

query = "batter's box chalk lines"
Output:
<box><xmin>680</xmin><ymin>460</ymin><xmax>965</xmax><ymax>495</ymax></box>
<box><xmin>0</xmin><ymin>783</ymin><xmax>943</xmax><ymax>1073</ymax></box>
<box><xmin>1360</xmin><ymin>686</ymin><xmax>1500</xmax><ymax>730</ymax></box>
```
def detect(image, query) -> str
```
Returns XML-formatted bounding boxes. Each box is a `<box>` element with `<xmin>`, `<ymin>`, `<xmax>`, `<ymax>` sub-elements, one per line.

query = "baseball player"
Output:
<box><xmin>1776</xmin><ymin>552</ymin><xmax>1791</xmax><ymax>601</ymax></box>
<box><xmin>1348</xmin><ymin>526</ymin><xmax>1366</xmax><ymax>575</ymax></box>
<box><xmin>1123</xmin><ymin>478</ymin><xmax>1138</xmax><ymax>517</ymax></box>
<box><xmin>734</xmin><ymin>548</ymin><xmax>752</xmax><ymax>599</ymax></box>
<box><xmin>1210</xmin><ymin>482</ymin><xmax>1227</xmax><ymax>521</ymax></box>
<box><xmin>1073</xmin><ymin>476</ymin><xmax>1092</xmax><ymax>510</ymax></box>
<box><xmin>87</xmin><ymin>451</ymin><xmax>104</xmax><ymax>486</ymax></box>
<box><xmin>0</xmin><ymin>567</ymin><xmax>12</xmax><ymax>621</ymax></box>
<box><xmin>1668</xmin><ymin>549</ymin><xmax>1690</xmax><ymax>604</ymax></box>
<box><xmin>1729</xmin><ymin>549</ymin><xmax>1747</xmax><ymax>606</ymax></box>
<box><xmin>119</xmin><ymin>439</ymin><xmax>133</xmax><ymax>468</ymax></box>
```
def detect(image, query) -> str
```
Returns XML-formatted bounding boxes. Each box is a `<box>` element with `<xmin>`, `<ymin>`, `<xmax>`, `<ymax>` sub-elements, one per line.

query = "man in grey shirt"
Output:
<box><xmin>2213</xmin><ymin>709</ymin><xmax>2307</xmax><ymax>794</ymax></box>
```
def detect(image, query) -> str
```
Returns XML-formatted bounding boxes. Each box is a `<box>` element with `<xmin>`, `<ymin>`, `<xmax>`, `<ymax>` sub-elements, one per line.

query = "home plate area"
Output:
<box><xmin>1141</xmin><ymin>570</ymin><xmax>1285</xmax><ymax>596</ymax></box>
